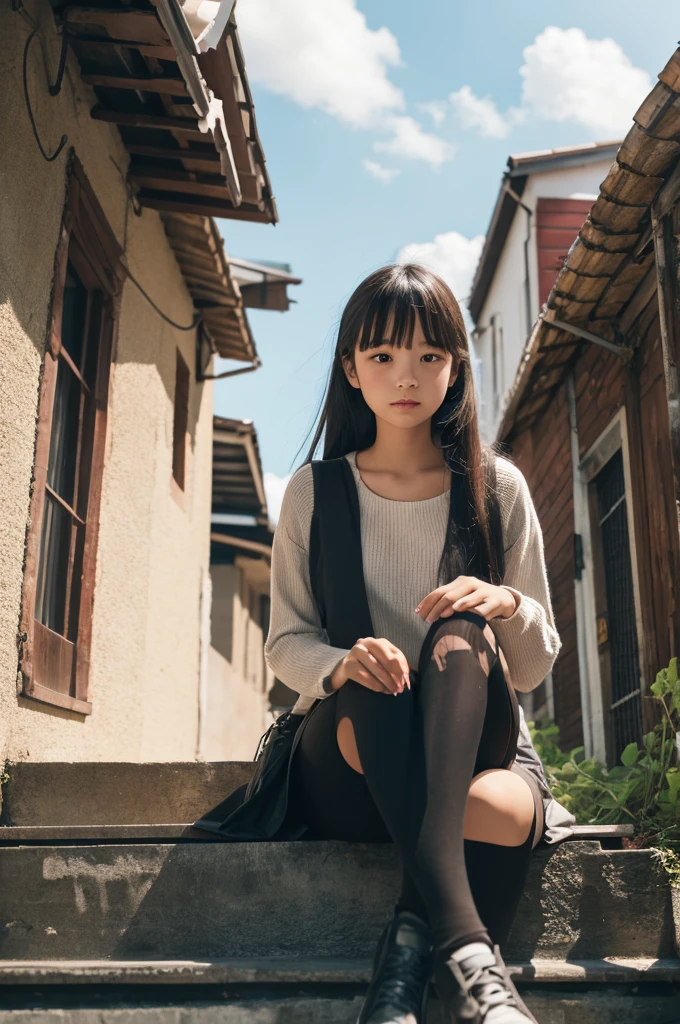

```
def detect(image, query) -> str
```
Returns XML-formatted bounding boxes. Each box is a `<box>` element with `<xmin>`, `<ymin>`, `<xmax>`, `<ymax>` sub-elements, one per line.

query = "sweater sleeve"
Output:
<box><xmin>264</xmin><ymin>465</ymin><xmax>351</xmax><ymax>700</ymax></box>
<box><xmin>489</xmin><ymin>459</ymin><xmax>562</xmax><ymax>693</ymax></box>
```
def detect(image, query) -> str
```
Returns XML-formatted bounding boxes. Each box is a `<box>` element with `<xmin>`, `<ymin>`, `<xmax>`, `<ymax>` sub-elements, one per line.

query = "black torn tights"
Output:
<box><xmin>289</xmin><ymin>611</ymin><xmax>531</xmax><ymax>954</ymax></box>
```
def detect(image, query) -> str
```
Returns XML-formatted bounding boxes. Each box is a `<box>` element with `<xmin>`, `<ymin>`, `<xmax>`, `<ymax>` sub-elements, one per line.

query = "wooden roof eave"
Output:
<box><xmin>63</xmin><ymin>0</ymin><xmax>276</xmax><ymax>222</ymax></box>
<box><xmin>195</xmin><ymin>12</ymin><xmax>277</xmax><ymax>223</ymax></box>
<box><xmin>161</xmin><ymin>212</ymin><xmax>258</xmax><ymax>363</ymax></box>
<box><xmin>496</xmin><ymin>46</ymin><xmax>680</xmax><ymax>443</ymax></box>
<box><xmin>149</xmin><ymin>0</ymin><xmax>242</xmax><ymax>205</ymax></box>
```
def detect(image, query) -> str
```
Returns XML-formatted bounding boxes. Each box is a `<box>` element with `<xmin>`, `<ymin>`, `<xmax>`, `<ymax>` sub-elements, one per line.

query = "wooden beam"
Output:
<box><xmin>126</xmin><ymin>144</ymin><xmax>221</xmax><ymax>169</ymax></box>
<box><xmin>138</xmin><ymin>193</ymin><xmax>276</xmax><ymax>223</ymax></box>
<box><xmin>65</xmin><ymin>7</ymin><xmax>169</xmax><ymax>45</ymax></box>
<box><xmin>90</xmin><ymin>107</ymin><xmax>202</xmax><ymax>135</ymax></box>
<box><xmin>82</xmin><ymin>74</ymin><xmax>188</xmax><ymax>96</ymax></box>
<box><xmin>129</xmin><ymin>168</ymin><xmax>231</xmax><ymax>201</ymax></box>
<box><xmin>652</xmin><ymin>212</ymin><xmax>680</xmax><ymax>532</ymax></box>
<box><xmin>652</xmin><ymin>160</ymin><xmax>680</xmax><ymax>223</ymax></box>
<box><xmin>72</xmin><ymin>38</ymin><xmax>178</xmax><ymax>61</ymax></box>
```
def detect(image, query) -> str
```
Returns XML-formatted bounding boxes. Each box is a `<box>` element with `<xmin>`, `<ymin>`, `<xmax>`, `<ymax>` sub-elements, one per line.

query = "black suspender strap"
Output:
<box><xmin>309</xmin><ymin>457</ymin><xmax>375</xmax><ymax>650</ymax></box>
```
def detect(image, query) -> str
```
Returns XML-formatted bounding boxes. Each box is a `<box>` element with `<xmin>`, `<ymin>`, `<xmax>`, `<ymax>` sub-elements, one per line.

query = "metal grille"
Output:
<box><xmin>595</xmin><ymin>448</ymin><xmax>642</xmax><ymax>763</ymax></box>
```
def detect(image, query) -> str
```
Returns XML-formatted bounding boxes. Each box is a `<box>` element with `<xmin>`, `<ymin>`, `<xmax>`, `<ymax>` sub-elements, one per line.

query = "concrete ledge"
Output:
<box><xmin>0</xmin><ymin>956</ymin><xmax>678</xmax><ymax>985</ymax></box>
<box><xmin>0</xmin><ymin>841</ymin><xmax>673</xmax><ymax>962</ymax></box>
<box><xmin>0</xmin><ymin>824</ymin><xmax>633</xmax><ymax>843</ymax></box>
<box><xmin>0</xmin><ymin>763</ymin><xmax>253</xmax><ymax>827</ymax></box>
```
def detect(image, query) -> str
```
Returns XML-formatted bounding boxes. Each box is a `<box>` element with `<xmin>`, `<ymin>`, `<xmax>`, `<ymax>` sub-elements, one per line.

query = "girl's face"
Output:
<box><xmin>342</xmin><ymin>313</ymin><xmax>458</xmax><ymax>432</ymax></box>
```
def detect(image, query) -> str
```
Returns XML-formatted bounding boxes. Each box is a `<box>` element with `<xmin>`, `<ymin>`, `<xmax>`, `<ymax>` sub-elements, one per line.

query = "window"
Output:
<box><xmin>19</xmin><ymin>158</ymin><xmax>124</xmax><ymax>715</ymax></box>
<box><xmin>580</xmin><ymin>416</ymin><xmax>644</xmax><ymax>766</ymax></box>
<box><xmin>172</xmin><ymin>349</ymin><xmax>190</xmax><ymax>490</ymax></box>
<box><xmin>593</xmin><ymin>448</ymin><xmax>643</xmax><ymax>762</ymax></box>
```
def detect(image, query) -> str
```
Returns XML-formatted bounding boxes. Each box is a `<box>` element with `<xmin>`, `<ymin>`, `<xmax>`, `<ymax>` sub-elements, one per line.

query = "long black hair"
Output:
<box><xmin>304</xmin><ymin>263</ymin><xmax>504</xmax><ymax>586</ymax></box>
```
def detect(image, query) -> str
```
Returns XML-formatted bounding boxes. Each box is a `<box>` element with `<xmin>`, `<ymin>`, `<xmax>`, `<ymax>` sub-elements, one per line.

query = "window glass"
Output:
<box><xmin>61</xmin><ymin>264</ymin><xmax>88</xmax><ymax>369</ymax></box>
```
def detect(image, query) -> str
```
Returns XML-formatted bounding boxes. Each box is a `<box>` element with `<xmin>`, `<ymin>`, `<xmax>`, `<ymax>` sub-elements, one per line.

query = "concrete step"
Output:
<box><xmin>0</xmin><ymin>971</ymin><xmax>678</xmax><ymax>1023</ymax></box>
<box><xmin>0</xmin><ymin>839</ymin><xmax>675</xmax><ymax>962</ymax></box>
<box><xmin>0</xmin><ymin>763</ymin><xmax>252</xmax><ymax>827</ymax></box>
<box><xmin>0</xmin><ymin>955</ymin><xmax>679</xmax><ymax>985</ymax></box>
<box><xmin>0</xmin><ymin>823</ymin><xmax>633</xmax><ymax>842</ymax></box>
<box><xmin>2</xmin><ymin>762</ymin><xmax>636</xmax><ymax>841</ymax></box>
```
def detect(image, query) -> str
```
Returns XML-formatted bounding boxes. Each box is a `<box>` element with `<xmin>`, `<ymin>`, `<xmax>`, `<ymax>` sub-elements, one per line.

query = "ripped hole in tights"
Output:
<box><xmin>429</xmin><ymin>618</ymin><xmax>499</xmax><ymax>678</ymax></box>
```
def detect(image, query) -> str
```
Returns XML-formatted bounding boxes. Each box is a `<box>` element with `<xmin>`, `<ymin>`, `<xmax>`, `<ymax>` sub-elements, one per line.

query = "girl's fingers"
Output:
<box><xmin>362</xmin><ymin>639</ymin><xmax>409</xmax><ymax>688</ymax></box>
<box><xmin>355</xmin><ymin>649</ymin><xmax>401</xmax><ymax>693</ymax></box>
<box><xmin>355</xmin><ymin>667</ymin><xmax>392</xmax><ymax>693</ymax></box>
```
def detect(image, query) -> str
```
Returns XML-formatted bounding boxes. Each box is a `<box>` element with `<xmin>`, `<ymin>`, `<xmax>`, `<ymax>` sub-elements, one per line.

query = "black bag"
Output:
<box><xmin>192</xmin><ymin>700</ymin><xmax>322</xmax><ymax>840</ymax></box>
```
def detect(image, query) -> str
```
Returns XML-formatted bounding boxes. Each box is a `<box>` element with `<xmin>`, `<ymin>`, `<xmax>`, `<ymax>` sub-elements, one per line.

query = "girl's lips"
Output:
<box><xmin>391</xmin><ymin>401</ymin><xmax>420</xmax><ymax>407</ymax></box>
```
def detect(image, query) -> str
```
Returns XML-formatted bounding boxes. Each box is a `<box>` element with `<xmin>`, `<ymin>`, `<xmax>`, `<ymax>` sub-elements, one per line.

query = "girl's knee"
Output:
<box><xmin>428</xmin><ymin>617</ymin><xmax>496</xmax><ymax>676</ymax></box>
<box><xmin>465</xmin><ymin>769</ymin><xmax>535</xmax><ymax>846</ymax></box>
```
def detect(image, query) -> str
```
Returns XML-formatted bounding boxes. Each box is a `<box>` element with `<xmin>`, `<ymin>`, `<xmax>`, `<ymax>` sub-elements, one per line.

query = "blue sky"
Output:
<box><xmin>212</xmin><ymin>0</ymin><xmax>678</xmax><ymax>519</ymax></box>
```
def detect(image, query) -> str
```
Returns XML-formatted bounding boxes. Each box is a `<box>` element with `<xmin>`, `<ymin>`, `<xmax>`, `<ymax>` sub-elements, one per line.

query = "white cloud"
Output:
<box><xmin>374</xmin><ymin>116</ymin><xmax>455</xmax><ymax>168</ymax></box>
<box><xmin>419</xmin><ymin>100</ymin><xmax>448</xmax><ymax>125</ymax></box>
<box><xmin>263</xmin><ymin>472</ymin><xmax>291</xmax><ymax>526</ymax></box>
<box><xmin>520</xmin><ymin>27</ymin><xmax>651</xmax><ymax>136</ymax></box>
<box><xmin>396</xmin><ymin>231</ymin><xmax>485</xmax><ymax>328</ymax></box>
<box><xmin>235</xmin><ymin>0</ymin><xmax>404</xmax><ymax>129</ymax></box>
<box><xmin>236</xmin><ymin>0</ymin><xmax>452</xmax><ymax>169</ymax></box>
<box><xmin>449</xmin><ymin>85</ymin><xmax>523</xmax><ymax>139</ymax></box>
<box><xmin>363</xmin><ymin>159</ymin><xmax>401</xmax><ymax>183</ymax></box>
<box><xmin>445</xmin><ymin>27</ymin><xmax>650</xmax><ymax>142</ymax></box>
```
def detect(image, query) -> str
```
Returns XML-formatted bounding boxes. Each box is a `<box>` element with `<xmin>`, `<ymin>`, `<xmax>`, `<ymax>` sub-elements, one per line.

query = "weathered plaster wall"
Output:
<box><xmin>203</xmin><ymin>562</ymin><xmax>274</xmax><ymax>760</ymax></box>
<box><xmin>0</xmin><ymin>3</ymin><xmax>213</xmax><ymax>761</ymax></box>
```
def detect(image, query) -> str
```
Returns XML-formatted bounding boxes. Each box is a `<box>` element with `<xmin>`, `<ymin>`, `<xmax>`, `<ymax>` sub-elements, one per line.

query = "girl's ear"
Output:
<box><xmin>342</xmin><ymin>354</ymin><xmax>361</xmax><ymax>390</ymax></box>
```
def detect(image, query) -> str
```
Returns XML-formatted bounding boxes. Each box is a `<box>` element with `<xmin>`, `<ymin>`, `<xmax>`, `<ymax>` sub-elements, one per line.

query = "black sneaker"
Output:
<box><xmin>432</xmin><ymin>941</ymin><xmax>539</xmax><ymax>1023</ymax></box>
<box><xmin>358</xmin><ymin>909</ymin><xmax>433</xmax><ymax>1024</ymax></box>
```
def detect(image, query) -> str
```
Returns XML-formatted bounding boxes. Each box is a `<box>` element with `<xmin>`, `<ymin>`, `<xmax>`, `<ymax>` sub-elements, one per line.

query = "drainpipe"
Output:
<box><xmin>504</xmin><ymin>183</ymin><xmax>533</xmax><ymax>335</ymax></box>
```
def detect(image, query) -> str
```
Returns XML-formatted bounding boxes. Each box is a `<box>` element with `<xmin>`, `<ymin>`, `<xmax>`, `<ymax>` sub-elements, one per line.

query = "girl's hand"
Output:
<box><xmin>330</xmin><ymin>637</ymin><xmax>412</xmax><ymax>695</ymax></box>
<box><xmin>415</xmin><ymin>576</ymin><xmax>518</xmax><ymax>624</ymax></box>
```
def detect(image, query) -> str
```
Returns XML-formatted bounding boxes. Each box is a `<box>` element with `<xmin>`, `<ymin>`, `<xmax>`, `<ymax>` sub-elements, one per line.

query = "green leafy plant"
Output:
<box><xmin>529</xmin><ymin>657</ymin><xmax>680</xmax><ymax>883</ymax></box>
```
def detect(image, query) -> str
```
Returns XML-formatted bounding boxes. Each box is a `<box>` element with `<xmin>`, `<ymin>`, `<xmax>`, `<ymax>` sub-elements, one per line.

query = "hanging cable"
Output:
<box><xmin>22</xmin><ymin>28</ymin><xmax>68</xmax><ymax>162</ymax></box>
<box><xmin>123</xmin><ymin>262</ymin><xmax>202</xmax><ymax>331</ymax></box>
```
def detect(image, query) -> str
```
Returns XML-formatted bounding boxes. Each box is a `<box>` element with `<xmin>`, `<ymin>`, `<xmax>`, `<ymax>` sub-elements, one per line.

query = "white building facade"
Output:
<box><xmin>470</xmin><ymin>143</ymin><xmax>621</xmax><ymax>442</ymax></box>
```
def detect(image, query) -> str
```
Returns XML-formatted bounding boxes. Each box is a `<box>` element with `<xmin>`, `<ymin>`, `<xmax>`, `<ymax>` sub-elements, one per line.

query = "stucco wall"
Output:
<box><xmin>476</xmin><ymin>160</ymin><xmax>612</xmax><ymax>442</ymax></box>
<box><xmin>203</xmin><ymin>562</ymin><xmax>275</xmax><ymax>759</ymax></box>
<box><xmin>0</xmin><ymin>3</ymin><xmax>213</xmax><ymax>762</ymax></box>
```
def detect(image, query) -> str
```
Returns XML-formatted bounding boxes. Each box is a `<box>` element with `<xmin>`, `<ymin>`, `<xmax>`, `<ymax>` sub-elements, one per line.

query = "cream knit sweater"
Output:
<box><xmin>264</xmin><ymin>451</ymin><xmax>561</xmax><ymax>715</ymax></box>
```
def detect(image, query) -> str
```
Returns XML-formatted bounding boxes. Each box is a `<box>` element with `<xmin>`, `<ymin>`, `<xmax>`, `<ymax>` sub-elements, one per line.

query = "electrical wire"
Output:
<box><xmin>123</xmin><ymin>262</ymin><xmax>202</xmax><ymax>331</ymax></box>
<box><xmin>22</xmin><ymin>28</ymin><xmax>68</xmax><ymax>162</ymax></box>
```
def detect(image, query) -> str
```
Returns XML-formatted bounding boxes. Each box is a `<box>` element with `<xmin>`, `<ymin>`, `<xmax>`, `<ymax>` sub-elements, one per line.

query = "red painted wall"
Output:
<box><xmin>536</xmin><ymin>198</ymin><xmax>594</xmax><ymax>308</ymax></box>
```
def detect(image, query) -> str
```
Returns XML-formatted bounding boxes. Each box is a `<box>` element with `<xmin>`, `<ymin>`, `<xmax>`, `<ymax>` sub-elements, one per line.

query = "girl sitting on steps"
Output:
<box><xmin>264</xmin><ymin>263</ymin><xmax>574</xmax><ymax>1024</ymax></box>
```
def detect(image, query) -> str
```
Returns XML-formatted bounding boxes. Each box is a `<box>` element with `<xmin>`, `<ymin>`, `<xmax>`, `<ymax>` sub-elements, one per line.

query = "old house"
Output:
<box><xmin>470</xmin><ymin>142</ymin><xmax>621</xmax><ymax>442</ymax></box>
<box><xmin>0</xmin><ymin>0</ymin><xmax>280</xmax><ymax>762</ymax></box>
<box><xmin>495</xmin><ymin>48</ymin><xmax>680</xmax><ymax>766</ymax></box>
<box><xmin>203</xmin><ymin>418</ymin><xmax>283</xmax><ymax>759</ymax></box>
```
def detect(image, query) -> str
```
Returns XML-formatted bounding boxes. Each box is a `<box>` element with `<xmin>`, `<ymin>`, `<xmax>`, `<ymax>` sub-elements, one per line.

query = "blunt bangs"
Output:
<box><xmin>353</xmin><ymin>268</ymin><xmax>462</xmax><ymax>358</ymax></box>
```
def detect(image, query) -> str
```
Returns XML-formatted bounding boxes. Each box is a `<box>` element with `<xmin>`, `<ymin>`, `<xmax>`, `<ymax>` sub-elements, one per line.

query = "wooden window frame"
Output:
<box><xmin>172</xmin><ymin>347</ymin><xmax>190</xmax><ymax>492</ymax></box>
<box><xmin>18</xmin><ymin>157</ymin><xmax>124</xmax><ymax>716</ymax></box>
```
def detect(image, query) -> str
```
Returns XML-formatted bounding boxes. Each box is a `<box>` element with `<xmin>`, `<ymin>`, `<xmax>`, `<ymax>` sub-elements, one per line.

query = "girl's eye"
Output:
<box><xmin>371</xmin><ymin>352</ymin><xmax>441</xmax><ymax>364</ymax></box>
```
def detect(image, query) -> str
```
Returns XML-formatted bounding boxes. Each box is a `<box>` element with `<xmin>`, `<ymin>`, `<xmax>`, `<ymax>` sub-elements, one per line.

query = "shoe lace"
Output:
<box><xmin>462</xmin><ymin>962</ymin><xmax>520</xmax><ymax>1019</ymax></box>
<box><xmin>372</xmin><ymin>942</ymin><xmax>431</xmax><ymax>1014</ymax></box>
